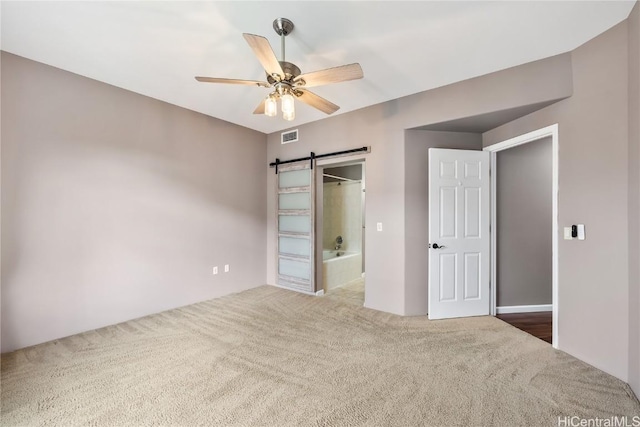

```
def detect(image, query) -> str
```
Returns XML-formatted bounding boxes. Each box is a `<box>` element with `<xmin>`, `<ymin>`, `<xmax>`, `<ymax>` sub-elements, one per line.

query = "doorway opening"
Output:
<box><xmin>319</xmin><ymin>162</ymin><xmax>365</xmax><ymax>306</ymax></box>
<box><xmin>484</xmin><ymin>124</ymin><xmax>559</xmax><ymax>348</ymax></box>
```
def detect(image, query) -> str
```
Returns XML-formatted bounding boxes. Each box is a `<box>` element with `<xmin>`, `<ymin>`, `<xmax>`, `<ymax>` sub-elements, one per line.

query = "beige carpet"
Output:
<box><xmin>1</xmin><ymin>286</ymin><xmax>638</xmax><ymax>426</ymax></box>
<box><xmin>324</xmin><ymin>278</ymin><xmax>365</xmax><ymax>306</ymax></box>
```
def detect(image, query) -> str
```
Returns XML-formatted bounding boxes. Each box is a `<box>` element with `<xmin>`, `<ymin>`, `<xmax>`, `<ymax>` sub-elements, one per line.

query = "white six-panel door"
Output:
<box><xmin>428</xmin><ymin>149</ymin><xmax>490</xmax><ymax>319</ymax></box>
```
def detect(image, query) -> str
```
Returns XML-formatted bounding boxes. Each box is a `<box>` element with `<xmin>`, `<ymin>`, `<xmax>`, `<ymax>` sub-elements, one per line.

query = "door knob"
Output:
<box><xmin>429</xmin><ymin>243</ymin><xmax>444</xmax><ymax>249</ymax></box>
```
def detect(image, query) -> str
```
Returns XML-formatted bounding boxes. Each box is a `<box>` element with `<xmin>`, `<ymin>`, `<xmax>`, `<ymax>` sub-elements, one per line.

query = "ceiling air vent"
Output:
<box><xmin>281</xmin><ymin>129</ymin><xmax>299</xmax><ymax>144</ymax></box>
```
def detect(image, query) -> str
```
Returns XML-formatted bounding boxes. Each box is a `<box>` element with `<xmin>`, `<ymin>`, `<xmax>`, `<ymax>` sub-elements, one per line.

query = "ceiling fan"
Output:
<box><xmin>195</xmin><ymin>18</ymin><xmax>364</xmax><ymax>121</ymax></box>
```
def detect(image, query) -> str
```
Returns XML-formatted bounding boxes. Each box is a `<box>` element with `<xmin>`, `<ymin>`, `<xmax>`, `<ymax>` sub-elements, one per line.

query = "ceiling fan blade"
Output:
<box><xmin>294</xmin><ymin>63</ymin><xmax>363</xmax><ymax>88</ymax></box>
<box><xmin>195</xmin><ymin>77</ymin><xmax>269</xmax><ymax>87</ymax></box>
<box><xmin>242</xmin><ymin>33</ymin><xmax>285</xmax><ymax>78</ymax></box>
<box><xmin>296</xmin><ymin>90</ymin><xmax>340</xmax><ymax>115</ymax></box>
<box><xmin>253</xmin><ymin>99</ymin><xmax>266</xmax><ymax>115</ymax></box>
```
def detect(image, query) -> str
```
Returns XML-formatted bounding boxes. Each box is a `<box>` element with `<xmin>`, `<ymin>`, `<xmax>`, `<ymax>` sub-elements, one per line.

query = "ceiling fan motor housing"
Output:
<box><xmin>267</xmin><ymin>61</ymin><xmax>302</xmax><ymax>85</ymax></box>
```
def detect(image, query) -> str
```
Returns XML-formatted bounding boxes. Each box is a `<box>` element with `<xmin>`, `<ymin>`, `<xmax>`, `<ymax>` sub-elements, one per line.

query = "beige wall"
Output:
<box><xmin>266</xmin><ymin>54</ymin><xmax>572</xmax><ymax>315</ymax></box>
<box><xmin>1</xmin><ymin>53</ymin><xmax>267</xmax><ymax>352</ymax></box>
<box><xmin>403</xmin><ymin>130</ymin><xmax>482</xmax><ymax>315</ymax></box>
<box><xmin>497</xmin><ymin>137</ymin><xmax>552</xmax><ymax>307</ymax></box>
<box><xmin>323</xmin><ymin>182</ymin><xmax>363</xmax><ymax>253</ymax></box>
<box><xmin>483</xmin><ymin>22</ymin><xmax>629</xmax><ymax>381</ymax></box>
<box><xmin>628</xmin><ymin>1</ymin><xmax>640</xmax><ymax>398</ymax></box>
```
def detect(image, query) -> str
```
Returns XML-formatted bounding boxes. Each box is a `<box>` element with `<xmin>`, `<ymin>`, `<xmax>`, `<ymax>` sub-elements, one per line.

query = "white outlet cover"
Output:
<box><xmin>224</xmin><ymin>264</ymin><xmax>229</xmax><ymax>272</ymax></box>
<box><xmin>213</xmin><ymin>266</ymin><xmax>218</xmax><ymax>275</ymax></box>
<box><xmin>563</xmin><ymin>227</ymin><xmax>573</xmax><ymax>240</ymax></box>
<box><xmin>377</xmin><ymin>222</ymin><xmax>383</xmax><ymax>231</ymax></box>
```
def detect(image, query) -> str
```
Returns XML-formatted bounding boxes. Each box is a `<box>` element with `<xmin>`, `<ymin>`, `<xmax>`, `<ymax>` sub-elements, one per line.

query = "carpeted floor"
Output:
<box><xmin>324</xmin><ymin>278</ymin><xmax>365</xmax><ymax>306</ymax></box>
<box><xmin>1</xmin><ymin>285</ymin><xmax>639</xmax><ymax>426</ymax></box>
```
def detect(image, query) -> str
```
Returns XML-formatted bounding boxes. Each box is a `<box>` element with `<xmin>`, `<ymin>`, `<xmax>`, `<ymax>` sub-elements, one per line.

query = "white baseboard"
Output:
<box><xmin>496</xmin><ymin>304</ymin><xmax>552</xmax><ymax>314</ymax></box>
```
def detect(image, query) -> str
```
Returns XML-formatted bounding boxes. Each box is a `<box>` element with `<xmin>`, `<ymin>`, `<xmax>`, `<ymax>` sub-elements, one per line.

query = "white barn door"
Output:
<box><xmin>428</xmin><ymin>148</ymin><xmax>490</xmax><ymax>319</ymax></box>
<box><xmin>276</xmin><ymin>162</ymin><xmax>315</xmax><ymax>293</ymax></box>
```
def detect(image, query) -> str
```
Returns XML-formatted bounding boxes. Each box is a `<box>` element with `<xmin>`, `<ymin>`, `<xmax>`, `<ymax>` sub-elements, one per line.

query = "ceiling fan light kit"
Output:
<box><xmin>195</xmin><ymin>17</ymin><xmax>363</xmax><ymax>121</ymax></box>
<box><xmin>265</xmin><ymin>95</ymin><xmax>278</xmax><ymax>117</ymax></box>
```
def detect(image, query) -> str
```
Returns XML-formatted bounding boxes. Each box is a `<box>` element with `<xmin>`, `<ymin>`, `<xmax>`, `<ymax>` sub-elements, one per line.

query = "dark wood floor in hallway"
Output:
<box><xmin>496</xmin><ymin>312</ymin><xmax>552</xmax><ymax>344</ymax></box>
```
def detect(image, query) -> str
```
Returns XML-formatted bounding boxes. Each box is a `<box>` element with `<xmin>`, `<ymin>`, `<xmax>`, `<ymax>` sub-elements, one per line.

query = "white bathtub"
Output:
<box><xmin>322</xmin><ymin>250</ymin><xmax>362</xmax><ymax>291</ymax></box>
<box><xmin>323</xmin><ymin>249</ymin><xmax>348</xmax><ymax>261</ymax></box>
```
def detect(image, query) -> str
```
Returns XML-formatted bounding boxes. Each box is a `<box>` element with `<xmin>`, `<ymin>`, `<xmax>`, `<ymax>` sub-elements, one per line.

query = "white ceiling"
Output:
<box><xmin>1</xmin><ymin>1</ymin><xmax>635</xmax><ymax>134</ymax></box>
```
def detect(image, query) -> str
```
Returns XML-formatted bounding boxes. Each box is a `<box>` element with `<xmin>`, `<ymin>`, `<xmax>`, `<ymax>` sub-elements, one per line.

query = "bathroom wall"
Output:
<box><xmin>324</xmin><ymin>165</ymin><xmax>363</xmax><ymax>182</ymax></box>
<box><xmin>323</xmin><ymin>181</ymin><xmax>363</xmax><ymax>253</ymax></box>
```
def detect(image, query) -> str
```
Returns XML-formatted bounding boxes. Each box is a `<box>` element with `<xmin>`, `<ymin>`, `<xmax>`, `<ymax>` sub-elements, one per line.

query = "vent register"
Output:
<box><xmin>281</xmin><ymin>129</ymin><xmax>299</xmax><ymax>144</ymax></box>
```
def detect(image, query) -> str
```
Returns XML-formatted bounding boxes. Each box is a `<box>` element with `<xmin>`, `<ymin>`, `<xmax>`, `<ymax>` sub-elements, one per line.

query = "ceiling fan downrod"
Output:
<box><xmin>273</xmin><ymin>17</ymin><xmax>294</xmax><ymax>63</ymax></box>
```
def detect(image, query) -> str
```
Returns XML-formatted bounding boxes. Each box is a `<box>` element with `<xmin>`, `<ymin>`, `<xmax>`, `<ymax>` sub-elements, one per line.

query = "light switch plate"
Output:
<box><xmin>577</xmin><ymin>224</ymin><xmax>585</xmax><ymax>240</ymax></box>
<box><xmin>563</xmin><ymin>227</ymin><xmax>573</xmax><ymax>240</ymax></box>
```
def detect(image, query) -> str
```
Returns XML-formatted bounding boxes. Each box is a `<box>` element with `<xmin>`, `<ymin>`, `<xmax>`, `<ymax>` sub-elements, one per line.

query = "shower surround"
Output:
<box><xmin>322</xmin><ymin>181</ymin><xmax>363</xmax><ymax>291</ymax></box>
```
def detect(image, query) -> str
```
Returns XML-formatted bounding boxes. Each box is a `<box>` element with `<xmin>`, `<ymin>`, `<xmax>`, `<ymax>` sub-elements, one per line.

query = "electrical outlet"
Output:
<box><xmin>213</xmin><ymin>266</ymin><xmax>218</xmax><ymax>275</ymax></box>
<box><xmin>224</xmin><ymin>264</ymin><xmax>229</xmax><ymax>273</ymax></box>
<box><xmin>376</xmin><ymin>222</ymin><xmax>383</xmax><ymax>232</ymax></box>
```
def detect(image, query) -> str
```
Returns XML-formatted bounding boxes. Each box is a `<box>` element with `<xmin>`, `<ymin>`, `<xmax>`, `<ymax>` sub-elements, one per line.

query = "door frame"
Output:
<box><xmin>483</xmin><ymin>124</ymin><xmax>559</xmax><ymax>348</ymax></box>
<box><xmin>315</xmin><ymin>155</ymin><xmax>367</xmax><ymax>295</ymax></box>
